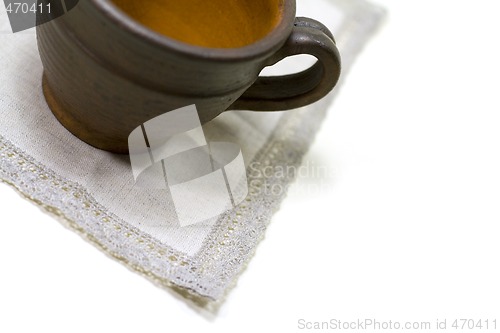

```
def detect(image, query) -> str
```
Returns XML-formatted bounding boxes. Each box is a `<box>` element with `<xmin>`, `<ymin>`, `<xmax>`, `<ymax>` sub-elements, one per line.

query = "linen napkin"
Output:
<box><xmin>0</xmin><ymin>0</ymin><xmax>384</xmax><ymax>302</ymax></box>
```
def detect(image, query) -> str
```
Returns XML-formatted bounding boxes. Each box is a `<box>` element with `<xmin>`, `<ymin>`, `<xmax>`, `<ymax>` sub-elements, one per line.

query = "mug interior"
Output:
<box><xmin>110</xmin><ymin>0</ymin><xmax>284</xmax><ymax>48</ymax></box>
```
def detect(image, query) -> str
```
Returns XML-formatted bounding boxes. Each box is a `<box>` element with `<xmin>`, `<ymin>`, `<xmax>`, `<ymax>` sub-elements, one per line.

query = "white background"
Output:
<box><xmin>1</xmin><ymin>1</ymin><xmax>499</xmax><ymax>332</ymax></box>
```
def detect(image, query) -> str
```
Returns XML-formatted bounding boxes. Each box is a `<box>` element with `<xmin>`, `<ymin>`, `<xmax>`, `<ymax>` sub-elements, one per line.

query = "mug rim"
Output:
<box><xmin>92</xmin><ymin>0</ymin><xmax>296</xmax><ymax>61</ymax></box>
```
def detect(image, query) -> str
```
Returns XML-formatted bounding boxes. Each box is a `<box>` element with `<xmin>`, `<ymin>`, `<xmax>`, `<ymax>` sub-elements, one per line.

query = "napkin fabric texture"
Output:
<box><xmin>0</xmin><ymin>0</ymin><xmax>384</xmax><ymax>301</ymax></box>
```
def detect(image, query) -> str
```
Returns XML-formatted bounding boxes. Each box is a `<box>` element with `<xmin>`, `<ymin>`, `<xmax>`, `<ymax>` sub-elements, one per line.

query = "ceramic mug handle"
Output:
<box><xmin>229</xmin><ymin>17</ymin><xmax>341</xmax><ymax>111</ymax></box>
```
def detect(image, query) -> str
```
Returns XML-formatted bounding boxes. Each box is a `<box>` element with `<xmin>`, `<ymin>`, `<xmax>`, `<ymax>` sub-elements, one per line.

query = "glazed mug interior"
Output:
<box><xmin>111</xmin><ymin>0</ymin><xmax>284</xmax><ymax>48</ymax></box>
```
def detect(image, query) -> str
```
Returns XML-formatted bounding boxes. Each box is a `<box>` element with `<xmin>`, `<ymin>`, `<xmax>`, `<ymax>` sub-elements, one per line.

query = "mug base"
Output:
<box><xmin>42</xmin><ymin>73</ymin><xmax>129</xmax><ymax>155</ymax></box>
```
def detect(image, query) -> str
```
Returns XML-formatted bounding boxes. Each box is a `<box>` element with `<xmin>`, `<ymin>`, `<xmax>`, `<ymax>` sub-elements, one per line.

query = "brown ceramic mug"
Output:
<box><xmin>37</xmin><ymin>0</ymin><xmax>341</xmax><ymax>154</ymax></box>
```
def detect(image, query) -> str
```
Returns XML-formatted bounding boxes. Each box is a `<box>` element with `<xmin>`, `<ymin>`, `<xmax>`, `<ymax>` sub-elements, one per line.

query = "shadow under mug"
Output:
<box><xmin>37</xmin><ymin>0</ymin><xmax>341</xmax><ymax>154</ymax></box>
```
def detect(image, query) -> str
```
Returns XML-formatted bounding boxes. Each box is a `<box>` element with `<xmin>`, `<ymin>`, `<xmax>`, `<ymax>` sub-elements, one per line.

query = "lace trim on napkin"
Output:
<box><xmin>0</xmin><ymin>102</ymin><xmax>325</xmax><ymax>301</ymax></box>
